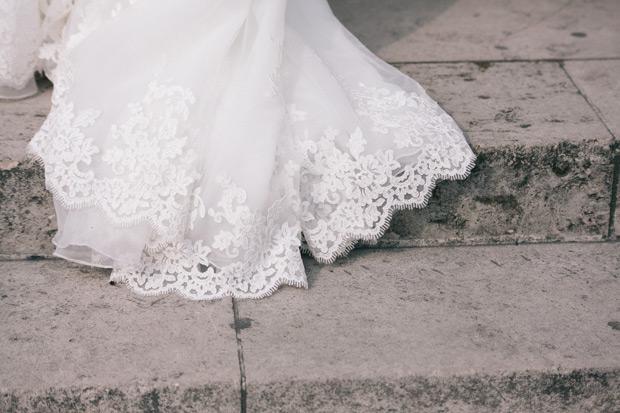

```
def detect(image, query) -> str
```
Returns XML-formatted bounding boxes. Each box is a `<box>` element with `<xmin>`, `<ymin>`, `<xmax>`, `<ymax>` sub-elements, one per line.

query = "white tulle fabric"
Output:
<box><xmin>25</xmin><ymin>0</ymin><xmax>476</xmax><ymax>299</ymax></box>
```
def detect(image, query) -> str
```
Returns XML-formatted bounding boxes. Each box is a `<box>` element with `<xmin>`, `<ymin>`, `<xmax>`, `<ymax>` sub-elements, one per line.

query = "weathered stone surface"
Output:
<box><xmin>0</xmin><ymin>80</ymin><xmax>51</xmax><ymax>162</ymax></box>
<box><xmin>0</xmin><ymin>260</ymin><xmax>240</xmax><ymax>412</ymax></box>
<box><xmin>330</xmin><ymin>0</ymin><xmax>620</xmax><ymax>62</ymax></box>
<box><xmin>0</xmin><ymin>86</ymin><xmax>54</xmax><ymax>258</ymax></box>
<box><xmin>1</xmin><ymin>62</ymin><xmax>615</xmax><ymax>257</ymax></box>
<box><xmin>563</xmin><ymin>60</ymin><xmax>620</xmax><ymax>240</ymax></box>
<box><xmin>384</xmin><ymin>62</ymin><xmax>613</xmax><ymax>247</ymax></box>
<box><xmin>247</xmin><ymin>370</ymin><xmax>620</xmax><ymax>413</ymax></box>
<box><xmin>0</xmin><ymin>158</ymin><xmax>56</xmax><ymax>258</ymax></box>
<box><xmin>237</xmin><ymin>242</ymin><xmax>620</xmax><ymax>412</ymax></box>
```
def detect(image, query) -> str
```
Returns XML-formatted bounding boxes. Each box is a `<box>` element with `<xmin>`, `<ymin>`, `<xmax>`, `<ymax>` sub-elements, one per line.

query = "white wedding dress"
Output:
<box><xmin>4</xmin><ymin>0</ymin><xmax>476</xmax><ymax>299</ymax></box>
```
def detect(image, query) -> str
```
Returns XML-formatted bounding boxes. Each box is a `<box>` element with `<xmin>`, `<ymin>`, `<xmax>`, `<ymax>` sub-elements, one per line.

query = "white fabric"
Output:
<box><xmin>0</xmin><ymin>0</ymin><xmax>42</xmax><ymax>98</ymax></box>
<box><xmin>0</xmin><ymin>0</ymin><xmax>73</xmax><ymax>99</ymax></box>
<box><xmin>16</xmin><ymin>0</ymin><xmax>475</xmax><ymax>299</ymax></box>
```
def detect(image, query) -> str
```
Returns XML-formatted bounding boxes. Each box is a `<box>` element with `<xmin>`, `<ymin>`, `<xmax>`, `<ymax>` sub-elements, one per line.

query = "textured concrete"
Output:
<box><xmin>1</xmin><ymin>61</ymin><xmax>615</xmax><ymax>258</ymax></box>
<box><xmin>330</xmin><ymin>0</ymin><xmax>620</xmax><ymax>62</ymax></box>
<box><xmin>563</xmin><ymin>60</ymin><xmax>620</xmax><ymax>240</ymax></box>
<box><xmin>0</xmin><ymin>260</ymin><xmax>240</xmax><ymax>412</ymax></box>
<box><xmin>1</xmin><ymin>86</ymin><xmax>54</xmax><ymax>259</ymax></box>
<box><xmin>237</xmin><ymin>242</ymin><xmax>620</xmax><ymax>412</ymax></box>
<box><xmin>382</xmin><ymin>61</ymin><xmax>614</xmax><ymax>248</ymax></box>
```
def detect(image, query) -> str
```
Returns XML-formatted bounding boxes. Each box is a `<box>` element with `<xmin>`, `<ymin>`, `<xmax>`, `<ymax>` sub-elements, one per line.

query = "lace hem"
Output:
<box><xmin>26</xmin><ymin>1</ymin><xmax>477</xmax><ymax>300</ymax></box>
<box><xmin>29</xmin><ymin>77</ymin><xmax>476</xmax><ymax>299</ymax></box>
<box><xmin>300</xmin><ymin>151</ymin><xmax>477</xmax><ymax>265</ymax></box>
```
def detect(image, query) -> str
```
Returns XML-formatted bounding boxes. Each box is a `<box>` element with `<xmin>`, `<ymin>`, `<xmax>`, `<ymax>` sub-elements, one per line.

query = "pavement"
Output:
<box><xmin>1</xmin><ymin>0</ymin><xmax>620</xmax><ymax>411</ymax></box>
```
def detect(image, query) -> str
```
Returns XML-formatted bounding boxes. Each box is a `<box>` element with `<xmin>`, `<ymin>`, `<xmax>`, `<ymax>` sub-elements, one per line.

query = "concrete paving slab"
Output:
<box><xmin>403</xmin><ymin>61</ymin><xmax>611</xmax><ymax>148</ymax></box>
<box><xmin>563</xmin><ymin>60</ymin><xmax>620</xmax><ymax>139</ymax></box>
<box><xmin>333</xmin><ymin>0</ymin><xmax>620</xmax><ymax>62</ymax></box>
<box><xmin>237</xmin><ymin>242</ymin><xmax>620</xmax><ymax>412</ymax></box>
<box><xmin>1</xmin><ymin>62</ymin><xmax>615</xmax><ymax>257</ymax></box>
<box><xmin>0</xmin><ymin>260</ymin><xmax>240</xmax><ymax>412</ymax></box>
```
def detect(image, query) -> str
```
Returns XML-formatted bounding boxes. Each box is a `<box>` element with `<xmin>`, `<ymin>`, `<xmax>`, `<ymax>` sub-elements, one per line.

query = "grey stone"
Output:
<box><xmin>0</xmin><ymin>260</ymin><xmax>240</xmax><ymax>412</ymax></box>
<box><xmin>0</xmin><ymin>85</ymin><xmax>54</xmax><ymax>259</ymax></box>
<box><xmin>236</xmin><ymin>242</ymin><xmax>620</xmax><ymax>412</ymax></box>
<box><xmin>563</xmin><ymin>60</ymin><xmax>620</xmax><ymax>240</ymax></box>
<box><xmin>385</xmin><ymin>61</ymin><xmax>613</xmax><ymax>247</ymax></box>
<box><xmin>330</xmin><ymin>0</ymin><xmax>620</xmax><ymax>62</ymax></box>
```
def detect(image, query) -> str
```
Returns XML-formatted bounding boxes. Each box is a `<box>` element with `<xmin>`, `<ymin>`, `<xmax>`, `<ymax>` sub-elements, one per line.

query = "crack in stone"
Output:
<box><xmin>232</xmin><ymin>298</ymin><xmax>248</xmax><ymax>413</ymax></box>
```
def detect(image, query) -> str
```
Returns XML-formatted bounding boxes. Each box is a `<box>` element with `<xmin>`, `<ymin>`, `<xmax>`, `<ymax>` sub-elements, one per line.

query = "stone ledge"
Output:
<box><xmin>247</xmin><ymin>369</ymin><xmax>619</xmax><ymax>413</ymax></box>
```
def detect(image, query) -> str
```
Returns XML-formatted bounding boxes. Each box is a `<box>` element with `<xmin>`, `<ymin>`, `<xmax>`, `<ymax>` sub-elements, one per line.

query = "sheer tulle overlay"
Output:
<box><xmin>12</xmin><ymin>0</ymin><xmax>475</xmax><ymax>299</ymax></box>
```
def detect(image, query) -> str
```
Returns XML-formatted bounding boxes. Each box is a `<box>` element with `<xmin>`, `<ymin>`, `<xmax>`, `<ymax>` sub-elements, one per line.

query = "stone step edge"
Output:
<box><xmin>2</xmin><ymin>368</ymin><xmax>618</xmax><ymax>412</ymax></box>
<box><xmin>1</xmin><ymin>138</ymin><xmax>617</xmax><ymax>257</ymax></box>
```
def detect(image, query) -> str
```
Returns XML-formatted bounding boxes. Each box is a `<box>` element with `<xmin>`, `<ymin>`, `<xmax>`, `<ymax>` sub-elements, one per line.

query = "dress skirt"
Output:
<box><xmin>11</xmin><ymin>0</ymin><xmax>475</xmax><ymax>299</ymax></box>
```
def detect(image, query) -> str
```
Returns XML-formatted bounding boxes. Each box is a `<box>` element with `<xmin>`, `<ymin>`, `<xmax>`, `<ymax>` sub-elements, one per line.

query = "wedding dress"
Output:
<box><xmin>7</xmin><ymin>0</ymin><xmax>476</xmax><ymax>299</ymax></box>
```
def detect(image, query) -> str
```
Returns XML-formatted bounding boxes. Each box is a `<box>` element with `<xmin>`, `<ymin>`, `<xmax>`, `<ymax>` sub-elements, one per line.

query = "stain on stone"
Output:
<box><xmin>478</xmin><ymin>95</ymin><xmax>491</xmax><ymax>100</ymax></box>
<box><xmin>231</xmin><ymin>317</ymin><xmax>253</xmax><ymax>330</ymax></box>
<box><xmin>139</xmin><ymin>389</ymin><xmax>161</xmax><ymax>413</ymax></box>
<box><xmin>608</xmin><ymin>321</ymin><xmax>620</xmax><ymax>331</ymax></box>
<box><xmin>457</xmin><ymin>72</ymin><xmax>475</xmax><ymax>82</ymax></box>
<box><xmin>551</xmin><ymin>157</ymin><xmax>571</xmax><ymax>177</ymax></box>
<box><xmin>474</xmin><ymin>61</ymin><xmax>494</xmax><ymax>71</ymax></box>
<box><xmin>474</xmin><ymin>195</ymin><xmax>521</xmax><ymax>213</ymax></box>
<box><xmin>494</xmin><ymin>108</ymin><xmax>520</xmax><ymax>123</ymax></box>
<box><xmin>494</xmin><ymin>45</ymin><xmax>508</xmax><ymax>50</ymax></box>
<box><xmin>571</xmin><ymin>32</ymin><xmax>587</xmax><ymax>38</ymax></box>
<box><xmin>520</xmin><ymin>124</ymin><xmax>532</xmax><ymax>129</ymax></box>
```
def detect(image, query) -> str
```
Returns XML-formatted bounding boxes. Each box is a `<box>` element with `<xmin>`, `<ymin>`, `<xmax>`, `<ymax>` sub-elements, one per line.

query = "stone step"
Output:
<box><xmin>1</xmin><ymin>60</ymin><xmax>617</xmax><ymax>258</ymax></box>
<box><xmin>1</xmin><ymin>242</ymin><xmax>619</xmax><ymax>411</ymax></box>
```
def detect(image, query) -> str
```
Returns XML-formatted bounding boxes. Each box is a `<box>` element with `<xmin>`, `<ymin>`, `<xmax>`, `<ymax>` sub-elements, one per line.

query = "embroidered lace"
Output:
<box><xmin>23</xmin><ymin>0</ymin><xmax>475</xmax><ymax>299</ymax></box>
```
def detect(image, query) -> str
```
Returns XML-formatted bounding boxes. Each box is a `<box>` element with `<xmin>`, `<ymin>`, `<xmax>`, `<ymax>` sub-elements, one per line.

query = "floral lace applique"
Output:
<box><xmin>295</xmin><ymin>84</ymin><xmax>476</xmax><ymax>263</ymax></box>
<box><xmin>111</xmin><ymin>173</ymin><xmax>306</xmax><ymax>300</ymax></box>
<box><xmin>29</xmin><ymin>63</ymin><xmax>201</xmax><ymax>239</ymax></box>
<box><xmin>351</xmin><ymin>83</ymin><xmax>462</xmax><ymax>150</ymax></box>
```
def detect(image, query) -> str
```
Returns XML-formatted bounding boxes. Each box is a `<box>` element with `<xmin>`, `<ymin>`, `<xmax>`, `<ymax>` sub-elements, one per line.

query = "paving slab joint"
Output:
<box><xmin>608</xmin><ymin>150</ymin><xmax>620</xmax><ymax>238</ymax></box>
<box><xmin>232</xmin><ymin>298</ymin><xmax>248</xmax><ymax>413</ymax></box>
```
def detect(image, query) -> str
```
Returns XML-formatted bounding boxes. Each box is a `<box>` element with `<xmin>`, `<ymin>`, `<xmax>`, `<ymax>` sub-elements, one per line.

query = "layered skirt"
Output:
<box><xmin>8</xmin><ymin>0</ymin><xmax>475</xmax><ymax>299</ymax></box>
